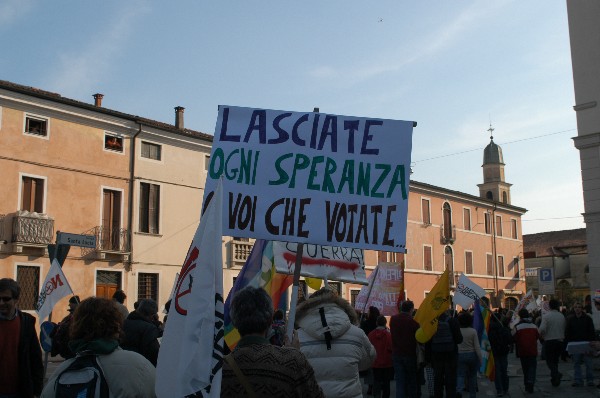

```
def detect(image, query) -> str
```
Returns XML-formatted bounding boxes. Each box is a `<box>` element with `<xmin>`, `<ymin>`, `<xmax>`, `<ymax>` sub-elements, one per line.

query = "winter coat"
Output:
<box><xmin>1</xmin><ymin>310</ymin><xmax>44</xmax><ymax>398</ymax></box>
<box><xmin>513</xmin><ymin>318</ymin><xmax>539</xmax><ymax>358</ymax></box>
<box><xmin>488</xmin><ymin>318</ymin><xmax>513</xmax><ymax>357</ymax></box>
<box><xmin>121</xmin><ymin>311</ymin><xmax>161</xmax><ymax>366</ymax></box>
<box><xmin>42</xmin><ymin>346</ymin><xmax>156</xmax><ymax>398</ymax></box>
<box><xmin>296</xmin><ymin>292</ymin><xmax>376</xmax><ymax>398</ymax></box>
<box><xmin>565</xmin><ymin>313</ymin><xmax>596</xmax><ymax>343</ymax></box>
<box><xmin>368</xmin><ymin>327</ymin><xmax>393</xmax><ymax>368</ymax></box>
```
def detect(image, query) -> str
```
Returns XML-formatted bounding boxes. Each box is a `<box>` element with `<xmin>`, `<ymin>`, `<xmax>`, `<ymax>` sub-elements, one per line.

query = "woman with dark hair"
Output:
<box><xmin>221</xmin><ymin>286</ymin><xmax>324</xmax><ymax>397</ymax></box>
<box><xmin>456</xmin><ymin>311</ymin><xmax>481</xmax><ymax>398</ymax></box>
<box><xmin>41</xmin><ymin>297</ymin><xmax>156</xmax><ymax>397</ymax></box>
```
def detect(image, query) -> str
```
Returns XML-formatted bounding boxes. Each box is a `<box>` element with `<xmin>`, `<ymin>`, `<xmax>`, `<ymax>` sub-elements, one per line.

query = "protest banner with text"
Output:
<box><xmin>203</xmin><ymin>106</ymin><xmax>414</xmax><ymax>252</ymax></box>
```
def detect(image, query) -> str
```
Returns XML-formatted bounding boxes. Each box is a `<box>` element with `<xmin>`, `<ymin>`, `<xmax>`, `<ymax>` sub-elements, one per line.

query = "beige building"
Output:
<box><xmin>567</xmin><ymin>0</ymin><xmax>600</xmax><ymax>326</ymax></box>
<box><xmin>0</xmin><ymin>80</ymin><xmax>214</xmax><ymax>323</ymax></box>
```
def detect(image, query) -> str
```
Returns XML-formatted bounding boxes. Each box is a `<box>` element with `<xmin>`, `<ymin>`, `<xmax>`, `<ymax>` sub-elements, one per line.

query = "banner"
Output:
<box><xmin>509</xmin><ymin>290</ymin><xmax>536</xmax><ymax>328</ymax></box>
<box><xmin>36</xmin><ymin>259</ymin><xmax>73</xmax><ymax>321</ymax></box>
<box><xmin>156</xmin><ymin>179</ymin><xmax>224</xmax><ymax>398</ymax></box>
<box><xmin>414</xmin><ymin>270</ymin><xmax>450</xmax><ymax>343</ymax></box>
<box><xmin>273</xmin><ymin>241</ymin><xmax>367</xmax><ymax>285</ymax></box>
<box><xmin>203</xmin><ymin>106</ymin><xmax>415</xmax><ymax>252</ymax></box>
<box><xmin>354</xmin><ymin>263</ymin><xmax>404</xmax><ymax>315</ymax></box>
<box><xmin>453</xmin><ymin>274</ymin><xmax>486</xmax><ymax>310</ymax></box>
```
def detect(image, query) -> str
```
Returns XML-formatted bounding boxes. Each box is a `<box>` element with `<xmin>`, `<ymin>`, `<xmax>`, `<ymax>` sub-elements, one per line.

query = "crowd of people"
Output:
<box><xmin>2</xmin><ymin>275</ymin><xmax>600</xmax><ymax>398</ymax></box>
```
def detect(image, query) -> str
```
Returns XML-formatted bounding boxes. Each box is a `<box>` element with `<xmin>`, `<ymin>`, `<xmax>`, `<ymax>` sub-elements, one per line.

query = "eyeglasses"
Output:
<box><xmin>0</xmin><ymin>296</ymin><xmax>14</xmax><ymax>302</ymax></box>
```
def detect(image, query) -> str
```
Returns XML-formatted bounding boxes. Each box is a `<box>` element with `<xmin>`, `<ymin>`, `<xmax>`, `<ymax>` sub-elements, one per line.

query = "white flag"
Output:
<box><xmin>156</xmin><ymin>179</ymin><xmax>224</xmax><ymax>398</ymax></box>
<box><xmin>453</xmin><ymin>274</ymin><xmax>486</xmax><ymax>309</ymax></box>
<box><xmin>36</xmin><ymin>259</ymin><xmax>74</xmax><ymax>321</ymax></box>
<box><xmin>510</xmin><ymin>289</ymin><xmax>536</xmax><ymax>328</ymax></box>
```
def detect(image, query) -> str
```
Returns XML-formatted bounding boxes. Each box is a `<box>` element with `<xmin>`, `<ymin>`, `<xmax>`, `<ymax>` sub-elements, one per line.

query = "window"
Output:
<box><xmin>25</xmin><ymin>115</ymin><xmax>48</xmax><ymax>137</ymax></box>
<box><xmin>495</xmin><ymin>215</ymin><xmax>503</xmax><ymax>237</ymax></box>
<box><xmin>102</xmin><ymin>189</ymin><xmax>122</xmax><ymax>251</ymax></box>
<box><xmin>502</xmin><ymin>192</ymin><xmax>508</xmax><ymax>203</ymax></box>
<box><xmin>378</xmin><ymin>251</ymin><xmax>401</xmax><ymax>263</ymax></box>
<box><xmin>141</xmin><ymin>141</ymin><xmax>162</xmax><ymax>161</ymax></box>
<box><xmin>444</xmin><ymin>246</ymin><xmax>453</xmax><ymax>272</ymax></box>
<box><xmin>465</xmin><ymin>251</ymin><xmax>473</xmax><ymax>274</ymax></box>
<box><xmin>328</xmin><ymin>281</ymin><xmax>342</xmax><ymax>296</ymax></box>
<box><xmin>16</xmin><ymin>265</ymin><xmax>40</xmax><ymax>310</ymax></box>
<box><xmin>423</xmin><ymin>246</ymin><xmax>432</xmax><ymax>271</ymax></box>
<box><xmin>205</xmin><ymin>154</ymin><xmax>211</xmax><ymax>172</ymax></box>
<box><xmin>139</xmin><ymin>183</ymin><xmax>160</xmax><ymax>234</ymax></box>
<box><xmin>138</xmin><ymin>273</ymin><xmax>159</xmax><ymax>302</ymax></box>
<box><xmin>484</xmin><ymin>213</ymin><xmax>491</xmax><ymax>234</ymax></box>
<box><xmin>104</xmin><ymin>134</ymin><xmax>123</xmax><ymax>152</ymax></box>
<box><xmin>350</xmin><ymin>289</ymin><xmax>360</xmax><ymax>308</ymax></box>
<box><xmin>422</xmin><ymin>198</ymin><xmax>431</xmax><ymax>224</ymax></box>
<box><xmin>513</xmin><ymin>257</ymin><xmax>520</xmax><ymax>278</ymax></box>
<box><xmin>486</xmin><ymin>254</ymin><xmax>493</xmax><ymax>276</ymax></box>
<box><xmin>463</xmin><ymin>208</ymin><xmax>471</xmax><ymax>231</ymax></box>
<box><xmin>511</xmin><ymin>219</ymin><xmax>518</xmax><ymax>239</ymax></box>
<box><xmin>497</xmin><ymin>256</ymin><xmax>505</xmax><ymax>277</ymax></box>
<box><xmin>21</xmin><ymin>176</ymin><xmax>45</xmax><ymax>213</ymax></box>
<box><xmin>442</xmin><ymin>203</ymin><xmax>452</xmax><ymax>239</ymax></box>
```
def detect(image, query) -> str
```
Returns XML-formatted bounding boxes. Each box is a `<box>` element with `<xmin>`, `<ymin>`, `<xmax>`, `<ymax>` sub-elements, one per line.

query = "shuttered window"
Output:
<box><xmin>139</xmin><ymin>183</ymin><xmax>160</xmax><ymax>234</ymax></box>
<box><xmin>465</xmin><ymin>251</ymin><xmax>473</xmax><ymax>274</ymax></box>
<box><xmin>511</xmin><ymin>219</ymin><xmax>518</xmax><ymax>239</ymax></box>
<box><xmin>495</xmin><ymin>215</ymin><xmax>503</xmax><ymax>237</ymax></box>
<box><xmin>498</xmin><ymin>256</ymin><xmax>505</xmax><ymax>277</ymax></box>
<box><xmin>424</xmin><ymin>246</ymin><xmax>432</xmax><ymax>271</ymax></box>
<box><xmin>486</xmin><ymin>254</ymin><xmax>494</xmax><ymax>276</ymax></box>
<box><xmin>422</xmin><ymin>199</ymin><xmax>431</xmax><ymax>224</ymax></box>
<box><xmin>21</xmin><ymin>177</ymin><xmax>44</xmax><ymax>213</ymax></box>
<box><xmin>141</xmin><ymin>142</ymin><xmax>162</xmax><ymax>161</ymax></box>
<box><xmin>463</xmin><ymin>208</ymin><xmax>471</xmax><ymax>231</ymax></box>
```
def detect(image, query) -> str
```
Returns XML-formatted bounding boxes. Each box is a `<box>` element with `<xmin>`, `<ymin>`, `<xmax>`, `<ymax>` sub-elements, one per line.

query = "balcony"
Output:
<box><xmin>81</xmin><ymin>226</ymin><xmax>130</xmax><ymax>261</ymax></box>
<box><xmin>0</xmin><ymin>211</ymin><xmax>54</xmax><ymax>254</ymax></box>
<box><xmin>228</xmin><ymin>239</ymin><xmax>253</xmax><ymax>268</ymax></box>
<box><xmin>440</xmin><ymin>224</ymin><xmax>456</xmax><ymax>245</ymax></box>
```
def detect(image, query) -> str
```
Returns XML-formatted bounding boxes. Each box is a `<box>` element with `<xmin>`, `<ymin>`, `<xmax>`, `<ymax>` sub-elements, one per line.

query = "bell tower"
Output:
<box><xmin>478</xmin><ymin>124</ymin><xmax>512</xmax><ymax>204</ymax></box>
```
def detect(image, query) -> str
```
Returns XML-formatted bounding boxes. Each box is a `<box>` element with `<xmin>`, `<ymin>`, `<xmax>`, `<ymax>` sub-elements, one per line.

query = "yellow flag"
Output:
<box><xmin>305</xmin><ymin>277</ymin><xmax>322</xmax><ymax>291</ymax></box>
<box><xmin>414</xmin><ymin>269</ymin><xmax>451</xmax><ymax>343</ymax></box>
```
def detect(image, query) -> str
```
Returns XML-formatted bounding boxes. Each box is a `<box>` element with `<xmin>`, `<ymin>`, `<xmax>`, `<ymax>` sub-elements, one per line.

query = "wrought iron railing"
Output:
<box><xmin>86</xmin><ymin>226</ymin><xmax>130</xmax><ymax>252</ymax></box>
<box><xmin>440</xmin><ymin>224</ymin><xmax>456</xmax><ymax>244</ymax></box>
<box><xmin>229</xmin><ymin>239</ymin><xmax>253</xmax><ymax>267</ymax></box>
<box><xmin>7</xmin><ymin>212</ymin><xmax>54</xmax><ymax>244</ymax></box>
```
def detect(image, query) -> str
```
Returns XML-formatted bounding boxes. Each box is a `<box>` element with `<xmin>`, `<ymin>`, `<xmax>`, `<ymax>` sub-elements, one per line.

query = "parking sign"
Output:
<box><xmin>538</xmin><ymin>267</ymin><xmax>555</xmax><ymax>294</ymax></box>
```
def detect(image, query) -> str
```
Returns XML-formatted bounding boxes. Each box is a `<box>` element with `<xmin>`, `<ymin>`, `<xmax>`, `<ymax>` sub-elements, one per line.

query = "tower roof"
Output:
<box><xmin>483</xmin><ymin>139</ymin><xmax>504</xmax><ymax>164</ymax></box>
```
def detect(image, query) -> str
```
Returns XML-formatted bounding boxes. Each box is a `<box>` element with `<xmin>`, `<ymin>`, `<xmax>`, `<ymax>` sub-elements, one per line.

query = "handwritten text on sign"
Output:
<box><xmin>203</xmin><ymin>106</ymin><xmax>414</xmax><ymax>252</ymax></box>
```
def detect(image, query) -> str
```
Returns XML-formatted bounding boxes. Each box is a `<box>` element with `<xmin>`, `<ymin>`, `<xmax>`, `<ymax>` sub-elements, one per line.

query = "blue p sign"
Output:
<box><xmin>540</xmin><ymin>269</ymin><xmax>553</xmax><ymax>282</ymax></box>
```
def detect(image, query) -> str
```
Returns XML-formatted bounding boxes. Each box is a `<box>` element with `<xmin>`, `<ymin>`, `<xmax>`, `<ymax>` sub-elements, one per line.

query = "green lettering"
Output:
<box><xmin>371</xmin><ymin>164</ymin><xmax>390</xmax><ymax>198</ymax></box>
<box><xmin>269</xmin><ymin>153</ymin><xmax>293</xmax><ymax>185</ymax></box>
<box><xmin>321</xmin><ymin>157</ymin><xmax>337</xmax><ymax>193</ymax></box>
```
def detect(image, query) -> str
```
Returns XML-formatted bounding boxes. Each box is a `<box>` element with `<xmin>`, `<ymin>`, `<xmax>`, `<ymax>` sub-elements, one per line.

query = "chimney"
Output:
<box><xmin>93</xmin><ymin>93</ymin><xmax>104</xmax><ymax>107</ymax></box>
<box><xmin>175</xmin><ymin>106</ymin><xmax>185</xmax><ymax>130</ymax></box>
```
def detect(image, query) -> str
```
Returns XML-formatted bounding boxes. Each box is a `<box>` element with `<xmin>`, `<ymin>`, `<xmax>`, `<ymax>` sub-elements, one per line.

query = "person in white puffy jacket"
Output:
<box><xmin>296</xmin><ymin>287</ymin><xmax>376</xmax><ymax>397</ymax></box>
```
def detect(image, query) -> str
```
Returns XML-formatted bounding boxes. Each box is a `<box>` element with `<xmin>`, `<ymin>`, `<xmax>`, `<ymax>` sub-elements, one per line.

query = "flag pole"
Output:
<box><xmin>286</xmin><ymin>243</ymin><xmax>304</xmax><ymax>341</ymax></box>
<box><xmin>42</xmin><ymin>236</ymin><xmax>60</xmax><ymax>381</ymax></box>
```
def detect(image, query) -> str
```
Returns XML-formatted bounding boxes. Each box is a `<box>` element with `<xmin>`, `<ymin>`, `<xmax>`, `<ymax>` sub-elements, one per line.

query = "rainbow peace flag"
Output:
<box><xmin>223</xmin><ymin>240</ymin><xmax>293</xmax><ymax>350</ymax></box>
<box><xmin>474</xmin><ymin>302</ymin><xmax>495</xmax><ymax>381</ymax></box>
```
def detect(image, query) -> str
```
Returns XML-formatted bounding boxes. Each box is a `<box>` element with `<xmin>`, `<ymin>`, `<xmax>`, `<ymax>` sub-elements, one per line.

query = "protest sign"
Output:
<box><xmin>273</xmin><ymin>241</ymin><xmax>368</xmax><ymax>285</ymax></box>
<box><xmin>453</xmin><ymin>274</ymin><xmax>486</xmax><ymax>309</ymax></box>
<box><xmin>509</xmin><ymin>290</ymin><xmax>536</xmax><ymax>328</ymax></box>
<box><xmin>354</xmin><ymin>263</ymin><xmax>404</xmax><ymax>315</ymax></box>
<box><xmin>203</xmin><ymin>106</ymin><xmax>414</xmax><ymax>252</ymax></box>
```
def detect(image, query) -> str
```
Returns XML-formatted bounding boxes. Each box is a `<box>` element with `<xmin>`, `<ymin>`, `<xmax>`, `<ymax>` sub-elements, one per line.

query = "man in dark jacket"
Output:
<box><xmin>390</xmin><ymin>300</ymin><xmax>420</xmax><ymax>398</ymax></box>
<box><xmin>0</xmin><ymin>278</ymin><xmax>44</xmax><ymax>398</ymax></box>
<box><xmin>121</xmin><ymin>298</ymin><xmax>161</xmax><ymax>365</ymax></box>
<box><xmin>429</xmin><ymin>310</ymin><xmax>462</xmax><ymax>398</ymax></box>
<box><xmin>488</xmin><ymin>313</ymin><xmax>513</xmax><ymax>396</ymax></box>
<box><xmin>565</xmin><ymin>301</ymin><xmax>596</xmax><ymax>387</ymax></box>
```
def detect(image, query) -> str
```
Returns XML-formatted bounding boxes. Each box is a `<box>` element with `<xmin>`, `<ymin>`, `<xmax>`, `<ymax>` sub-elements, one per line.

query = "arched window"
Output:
<box><xmin>486</xmin><ymin>191</ymin><xmax>493</xmax><ymax>200</ymax></box>
<box><xmin>443</xmin><ymin>202</ymin><xmax>452</xmax><ymax>240</ymax></box>
<box><xmin>502</xmin><ymin>192</ymin><xmax>508</xmax><ymax>203</ymax></box>
<box><xmin>444</xmin><ymin>245</ymin><xmax>453</xmax><ymax>272</ymax></box>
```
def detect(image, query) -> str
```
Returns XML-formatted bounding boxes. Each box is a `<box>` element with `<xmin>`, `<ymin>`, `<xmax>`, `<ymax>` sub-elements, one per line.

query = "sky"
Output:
<box><xmin>0</xmin><ymin>0</ymin><xmax>583</xmax><ymax>235</ymax></box>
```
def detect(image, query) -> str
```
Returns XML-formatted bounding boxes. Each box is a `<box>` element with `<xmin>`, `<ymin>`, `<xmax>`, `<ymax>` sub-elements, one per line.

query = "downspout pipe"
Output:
<box><xmin>492</xmin><ymin>203</ymin><xmax>499</xmax><ymax>305</ymax></box>
<box><xmin>127</xmin><ymin>123</ymin><xmax>143</xmax><ymax>269</ymax></box>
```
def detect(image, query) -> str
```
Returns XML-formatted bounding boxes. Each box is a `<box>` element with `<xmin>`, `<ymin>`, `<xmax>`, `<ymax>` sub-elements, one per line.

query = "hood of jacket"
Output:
<box><xmin>296</xmin><ymin>292</ymin><xmax>358</xmax><ymax>340</ymax></box>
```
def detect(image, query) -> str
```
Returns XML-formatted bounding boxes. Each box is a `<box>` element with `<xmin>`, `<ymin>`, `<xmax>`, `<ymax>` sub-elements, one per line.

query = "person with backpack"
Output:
<box><xmin>512</xmin><ymin>308</ymin><xmax>540</xmax><ymax>393</ymax></box>
<box><xmin>41</xmin><ymin>297</ymin><xmax>156</xmax><ymax>398</ymax></box>
<box><xmin>269</xmin><ymin>308</ymin><xmax>287</xmax><ymax>347</ymax></box>
<box><xmin>428</xmin><ymin>310</ymin><xmax>462</xmax><ymax>398</ymax></box>
<box><xmin>487</xmin><ymin>312</ymin><xmax>513</xmax><ymax>397</ymax></box>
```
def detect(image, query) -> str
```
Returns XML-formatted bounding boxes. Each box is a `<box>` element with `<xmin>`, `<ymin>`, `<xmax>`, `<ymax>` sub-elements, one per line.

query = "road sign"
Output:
<box><xmin>538</xmin><ymin>267</ymin><xmax>555</xmax><ymax>295</ymax></box>
<box><xmin>40</xmin><ymin>321</ymin><xmax>56</xmax><ymax>352</ymax></box>
<box><xmin>57</xmin><ymin>232</ymin><xmax>96</xmax><ymax>248</ymax></box>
